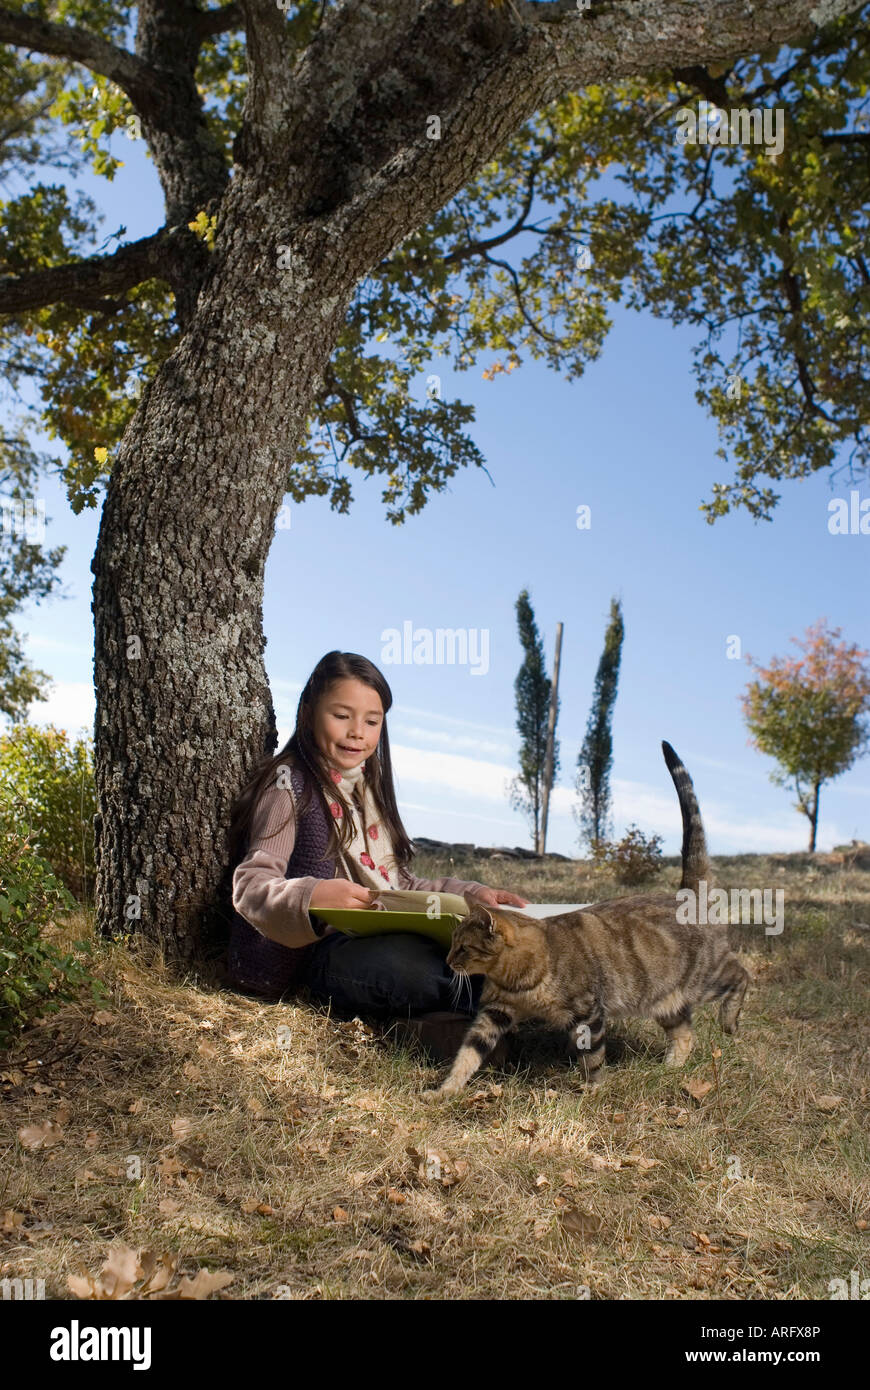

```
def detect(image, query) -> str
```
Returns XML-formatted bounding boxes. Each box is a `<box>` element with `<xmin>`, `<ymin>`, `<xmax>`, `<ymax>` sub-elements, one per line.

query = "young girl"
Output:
<box><xmin>226</xmin><ymin>650</ymin><xmax>527</xmax><ymax>1033</ymax></box>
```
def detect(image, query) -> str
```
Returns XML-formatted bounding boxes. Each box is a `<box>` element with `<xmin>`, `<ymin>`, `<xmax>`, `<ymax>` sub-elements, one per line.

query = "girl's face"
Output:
<box><xmin>311</xmin><ymin>678</ymin><xmax>385</xmax><ymax>771</ymax></box>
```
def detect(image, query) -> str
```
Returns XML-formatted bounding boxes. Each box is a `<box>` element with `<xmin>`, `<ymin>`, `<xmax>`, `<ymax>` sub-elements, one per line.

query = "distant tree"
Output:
<box><xmin>576</xmin><ymin>597</ymin><xmax>624</xmax><ymax>851</ymax></box>
<box><xmin>742</xmin><ymin>619</ymin><xmax>870</xmax><ymax>850</ymax></box>
<box><xmin>508</xmin><ymin>589</ymin><xmax>558</xmax><ymax>850</ymax></box>
<box><xmin>1</xmin><ymin>439</ymin><xmax>67</xmax><ymax>721</ymax></box>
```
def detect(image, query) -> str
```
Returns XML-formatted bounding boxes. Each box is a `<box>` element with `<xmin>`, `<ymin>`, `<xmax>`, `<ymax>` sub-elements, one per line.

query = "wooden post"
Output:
<box><xmin>538</xmin><ymin>622</ymin><xmax>563</xmax><ymax>855</ymax></box>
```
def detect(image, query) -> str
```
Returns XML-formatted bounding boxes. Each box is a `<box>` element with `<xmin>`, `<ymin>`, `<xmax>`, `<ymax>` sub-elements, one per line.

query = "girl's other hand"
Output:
<box><xmin>309</xmin><ymin>881</ymin><xmax>375</xmax><ymax>910</ymax></box>
<box><xmin>469</xmin><ymin>887</ymin><xmax>529</xmax><ymax>908</ymax></box>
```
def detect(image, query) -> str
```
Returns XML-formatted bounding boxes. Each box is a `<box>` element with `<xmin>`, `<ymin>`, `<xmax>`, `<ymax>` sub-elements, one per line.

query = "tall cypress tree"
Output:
<box><xmin>509</xmin><ymin>590</ymin><xmax>559</xmax><ymax>849</ymax></box>
<box><xmin>577</xmin><ymin>598</ymin><xmax>624</xmax><ymax>851</ymax></box>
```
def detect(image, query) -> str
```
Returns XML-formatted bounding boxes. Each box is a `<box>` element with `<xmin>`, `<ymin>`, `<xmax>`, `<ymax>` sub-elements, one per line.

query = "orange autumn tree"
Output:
<box><xmin>742</xmin><ymin>621</ymin><xmax>870</xmax><ymax>851</ymax></box>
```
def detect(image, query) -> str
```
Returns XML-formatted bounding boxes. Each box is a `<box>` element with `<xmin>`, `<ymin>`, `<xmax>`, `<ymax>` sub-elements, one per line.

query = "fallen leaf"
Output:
<box><xmin>32</xmin><ymin>1082</ymin><xmax>53</xmax><ymax>1095</ymax></box>
<box><xmin>197</xmin><ymin>1041</ymin><xmax>219</xmax><ymax>1059</ymax></box>
<box><xmin>128</xmin><ymin>1100</ymin><xmax>144</xmax><ymax>1115</ymax></box>
<box><xmin>159</xmin><ymin>1198</ymin><xmax>181</xmax><ymax>1215</ymax></box>
<box><xmin>93</xmin><ymin>1011</ymin><xmax>118</xmax><ymax>1026</ymax></box>
<box><xmin>518</xmin><ymin>1121</ymin><xmax>539</xmax><ymax>1135</ymax></box>
<box><xmin>586</xmin><ymin>1153</ymin><xmax>620</xmax><ymax>1171</ymax></box>
<box><xmin>815</xmin><ymin>1095</ymin><xmax>843</xmax><ymax>1112</ymax></box>
<box><xmin>2</xmin><ymin>1210</ymin><xmax>26</xmax><ymax>1230</ymax></box>
<box><xmin>535</xmin><ymin>1174</ymin><xmax>550</xmax><ymax>1188</ymax></box>
<box><xmin>183</xmin><ymin>1063</ymin><xmax>202</xmax><ymax>1082</ymax></box>
<box><xmin>561</xmin><ymin>1170</ymin><xmax>579</xmax><ymax>1188</ymax></box>
<box><xmin>649</xmin><ymin>1214</ymin><xmax>673</xmax><ymax>1231</ymax></box>
<box><xmin>386</xmin><ymin>1188</ymin><xmax>407</xmax><ymax>1204</ymax></box>
<box><xmin>18</xmin><ymin>1120</ymin><xmax>64</xmax><ymax>1151</ymax></box>
<box><xmin>333</xmin><ymin>1206</ymin><xmax>350</xmax><ymax>1223</ymax></box>
<box><xmin>682</xmin><ymin>1078</ymin><xmax>713</xmax><ymax>1103</ymax></box>
<box><xmin>622</xmin><ymin>1154</ymin><xmax>662</xmax><ymax>1169</ymax></box>
<box><xmin>560</xmin><ymin>1208</ymin><xmax>604</xmax><ymax>1239</ymax></box>
<box><xmin>173</xmin><ymin>1269</ymin><xmax>234</xmax><ymax>1300</ymax></box>
<box><xmin>84</xmin><ymin>1131</ymin><xmax>100</xmax><ymax>1150</ymax></box>
<box><xmin>466</xmin><ymin>1083</ymin><xmax>503</xmax><ymax>1103</ymax></box>
<box><xmin>171</xmin><ymin>1116</ymin><xmax>196</xmax><ymax>1140</ymax></box>
<box><xmin>141</xmin><ymin>1253</ymin><xmax>177</xmax><ymax>1293</ymax></box>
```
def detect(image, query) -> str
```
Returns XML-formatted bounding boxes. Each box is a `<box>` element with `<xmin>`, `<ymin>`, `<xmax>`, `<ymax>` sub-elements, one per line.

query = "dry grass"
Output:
<box><xmin>1</xmin><ymin>852</ymin><xmax>868</xmax><ymax>1300</ymax></box>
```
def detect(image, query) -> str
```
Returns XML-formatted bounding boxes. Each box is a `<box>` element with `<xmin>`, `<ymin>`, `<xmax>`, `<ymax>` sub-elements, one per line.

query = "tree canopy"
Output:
<box><xmin>741</xmin><ymin>619</ymin><xmax>870</xmax><ymax>849</ymax></box>
<box><xmin>0</xmin><ymin>0</ymin><xmax>867</xmax><ymax>531</ymax></box>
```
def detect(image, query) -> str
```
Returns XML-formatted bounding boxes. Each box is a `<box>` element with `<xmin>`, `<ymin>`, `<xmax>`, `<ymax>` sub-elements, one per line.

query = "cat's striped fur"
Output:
<box><xmin>427</xmin><ymin>741</ymin><xmax>749</xmax><ymax>1096</ymax></box>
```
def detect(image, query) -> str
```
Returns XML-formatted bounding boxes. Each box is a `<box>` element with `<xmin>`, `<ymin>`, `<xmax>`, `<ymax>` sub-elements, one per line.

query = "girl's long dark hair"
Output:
<box><xmin>226</xmin><ymin>651</ymin><xmax>415</xmax><ymax>873</ymax></box>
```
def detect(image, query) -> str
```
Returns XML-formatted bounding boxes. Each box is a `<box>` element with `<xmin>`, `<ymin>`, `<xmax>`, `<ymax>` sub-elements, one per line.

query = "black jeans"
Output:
<box><xmin>302</xmin><ymin>930</ymin><xmax>484</xmax><ymax>1020</ymax></box>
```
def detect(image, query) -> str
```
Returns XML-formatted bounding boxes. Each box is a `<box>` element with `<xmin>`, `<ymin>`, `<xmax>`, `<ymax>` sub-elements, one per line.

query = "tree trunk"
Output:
<box><xmin>808</xmin><ymin>780</ymin><xmax>821</xmax><ymax>852</ymax></box>
<box><xmin>90</xmin><ymin>167</ymin><xmax>363</xmax><ymax>959</ymax></box>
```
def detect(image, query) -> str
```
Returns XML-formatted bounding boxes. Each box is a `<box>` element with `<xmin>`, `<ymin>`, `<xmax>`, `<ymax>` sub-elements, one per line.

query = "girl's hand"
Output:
<box><xmin>468</xmin><ymin>887</ymin><xmax>529</xmax><ymax>908</ymax></box>
<box><xmin>309</xmin><ymin>881</ymin><xmax>375</xmax><ymax>910</ymax></box>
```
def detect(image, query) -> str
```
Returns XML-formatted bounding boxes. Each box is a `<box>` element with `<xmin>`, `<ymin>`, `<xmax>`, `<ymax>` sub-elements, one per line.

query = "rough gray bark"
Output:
<box><xmin>2</xmin><ymin>0</ymin><xmax>861</xmax><ymax>959</ymax></box>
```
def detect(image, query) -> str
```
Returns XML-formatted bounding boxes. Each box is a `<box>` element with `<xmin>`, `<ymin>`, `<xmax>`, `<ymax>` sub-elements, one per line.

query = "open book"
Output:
<box><xmin>309</xmin><ymin>889</ymin><xmax>590</xmax><ymax>949</ymax></box>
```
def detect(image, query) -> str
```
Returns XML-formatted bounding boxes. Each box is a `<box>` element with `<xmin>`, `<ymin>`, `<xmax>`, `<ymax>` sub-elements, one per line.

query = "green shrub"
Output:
<box><xmin>0</xmin><ymin>723</ymin><xmax>95</xmax><ymax>903</ymax></box>
<box><xmin>591</xmin><ymin>824</ymin><xmax>664</xmax><ymax>886</ymax></box>
<box><xmin>0</xmin><ymin>819</ymin><xmax>104</xmax><ymax>1049</ymax></box>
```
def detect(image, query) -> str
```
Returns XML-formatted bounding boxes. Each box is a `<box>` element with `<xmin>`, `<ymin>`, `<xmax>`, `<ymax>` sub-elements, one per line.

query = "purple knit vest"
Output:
<box><xmin>227</xmin><ymin>763</ymin><xmax>336</xmax><ymax>998</ymax></box>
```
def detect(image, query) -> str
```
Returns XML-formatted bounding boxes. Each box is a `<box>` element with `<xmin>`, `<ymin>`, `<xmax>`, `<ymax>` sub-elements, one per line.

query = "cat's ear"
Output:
<box><xmin>463</xmin><ymin>894</ymin><xmax>495</xmax><ymax>933</ymax></box>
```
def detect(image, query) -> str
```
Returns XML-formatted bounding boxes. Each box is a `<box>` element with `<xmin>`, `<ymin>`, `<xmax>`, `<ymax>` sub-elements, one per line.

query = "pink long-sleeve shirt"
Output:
<box><xmin>231</xmin><ymin>784</ymin><xmax>489</xmax><ymax>950</ymax></box>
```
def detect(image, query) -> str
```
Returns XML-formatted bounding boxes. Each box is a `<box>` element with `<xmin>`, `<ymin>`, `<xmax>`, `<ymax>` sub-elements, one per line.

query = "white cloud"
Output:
<box><xmin>24</xmin><ymin>682</ymin><xmax>94</xmax><ymax>740</ymax></box>
<box><xmin>391</xmin><ymin>723</ymin><xmax>512</xmax><ymax>758</ymax></box>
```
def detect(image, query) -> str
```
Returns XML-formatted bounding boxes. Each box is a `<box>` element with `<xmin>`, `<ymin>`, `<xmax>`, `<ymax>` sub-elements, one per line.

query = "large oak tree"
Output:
<box><xmin>0</xmin><ymin>0</ymin><xmax>865</xmax><ymax>959</ymax></box>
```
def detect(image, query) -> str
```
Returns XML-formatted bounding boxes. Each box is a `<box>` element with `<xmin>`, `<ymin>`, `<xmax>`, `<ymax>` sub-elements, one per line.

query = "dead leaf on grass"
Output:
<box><xmin>170</xmin><ymin>1115</ymin><xmax>197</xmax><ymax>1140</ymax></box>
<box><xmin>18</xmin><ymin>1120</ymin><xmax>64</xmax><ymax>1151</ymax></box>
<box><xmin>157</xmin><ymin>1155</ymin><xmax>183</xmax><ymax>1182</ymax></box>
<box><xmin>168</xmin><ymin>1269</ymin><xmax>234</xmax><ymax>1300</ymax></box>
<box><xmin>560</xmin><ymin>1208</ymin><xmax>604</xmax><ymax>1239</ymax></box>
<box><xmin>815</xmin><ymin>1095</ymin><xmax>844</xmax><ymax>1112</ymax></box>
<box><xmin>682</xmin><ymin>1078</ymin><xmax>713</xmax><ymax>1103</ymax></box>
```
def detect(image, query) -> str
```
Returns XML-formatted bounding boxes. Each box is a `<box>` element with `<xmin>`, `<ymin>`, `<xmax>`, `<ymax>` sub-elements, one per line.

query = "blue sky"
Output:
<box><xmin>7</xmin><ymin>113</ymin><xmax>870</xmax><ymax>859</ymax></box>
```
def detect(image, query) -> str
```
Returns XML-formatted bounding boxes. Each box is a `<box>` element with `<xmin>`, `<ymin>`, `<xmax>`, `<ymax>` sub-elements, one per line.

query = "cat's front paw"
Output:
<box><xmin>421</xmin><ymin>1079</ymin><xmax>462</xmax><ymax>1099</ymax></box>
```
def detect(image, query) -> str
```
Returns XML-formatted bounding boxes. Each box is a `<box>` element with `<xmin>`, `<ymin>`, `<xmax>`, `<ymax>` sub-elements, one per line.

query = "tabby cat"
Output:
<box><xmin>425</xmin><ymin>741</ymin><xmax>749</xmax><ymax>1097</ymax></box>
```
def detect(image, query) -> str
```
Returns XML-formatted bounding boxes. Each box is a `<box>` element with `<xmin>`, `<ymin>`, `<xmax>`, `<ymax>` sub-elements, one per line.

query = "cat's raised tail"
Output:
<box><xmin>661</xmin><ymin>741</ymin><xmax>710</xmax><ymax>894</ymax></box>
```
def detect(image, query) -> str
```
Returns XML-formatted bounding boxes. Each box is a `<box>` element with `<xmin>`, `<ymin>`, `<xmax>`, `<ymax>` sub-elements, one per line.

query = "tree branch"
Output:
<box><xmin>0</xmin><ymin>7</ymin><xmax>155</xmax><ymax>112</ymax></box>
<box><xmin>194</xmin><ymin>2</ymin><xmax>244</xmax><ymax>38</ymax></box>
<box><xmin>0</xmin><ymin>230</ymin><xmax>184</xmax><ymax>315</ymax></box>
